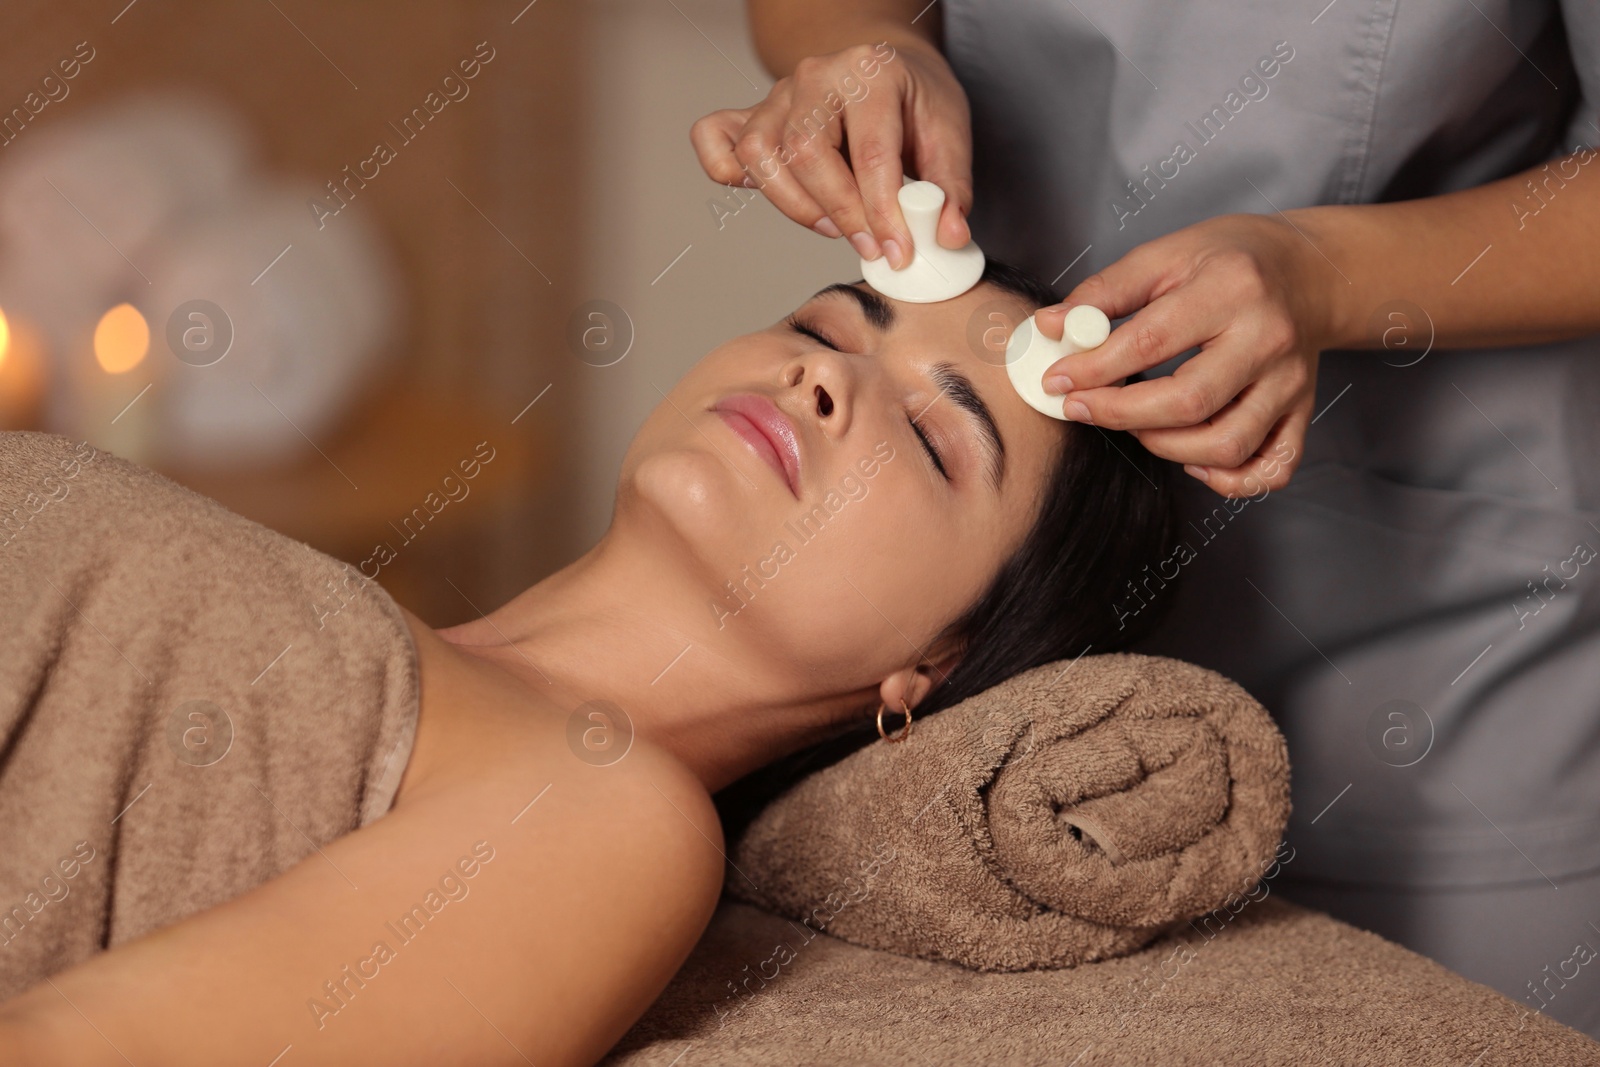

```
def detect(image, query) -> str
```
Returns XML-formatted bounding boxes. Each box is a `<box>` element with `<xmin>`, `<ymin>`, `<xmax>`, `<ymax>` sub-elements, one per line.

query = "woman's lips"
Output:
<box><xmin>712</xmin><ymin>394</ymin><xmax>801</xmax><ymax>497</ymax></box>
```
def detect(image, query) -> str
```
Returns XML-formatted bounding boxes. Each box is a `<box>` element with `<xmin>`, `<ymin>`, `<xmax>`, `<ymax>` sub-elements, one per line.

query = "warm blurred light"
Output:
<box><xmin>94</xmin><ymin>303</ymin><xmax>150</xmax><ymax>374</ymax></box>
<box><xmin>0</xmin><ymin>310</ymin><xmax>47</xmax><ymax>427</ymax></box>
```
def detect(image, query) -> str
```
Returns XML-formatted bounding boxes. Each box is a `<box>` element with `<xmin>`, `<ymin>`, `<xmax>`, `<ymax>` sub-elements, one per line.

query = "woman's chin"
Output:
<box><xmin>620</xmin><ymin>448</ymin><xmax>777</xmax><ymax>555</ymax></box>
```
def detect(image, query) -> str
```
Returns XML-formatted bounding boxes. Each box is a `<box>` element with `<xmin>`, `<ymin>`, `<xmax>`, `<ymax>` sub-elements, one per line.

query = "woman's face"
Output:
<box><xmin>616</xmin><ymin>279</ymin><xmax>1070</xmax><ymax>690</ymax></box>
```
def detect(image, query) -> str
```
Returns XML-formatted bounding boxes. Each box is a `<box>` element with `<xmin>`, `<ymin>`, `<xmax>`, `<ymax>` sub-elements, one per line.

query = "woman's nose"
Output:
<box><xmin>783</xmin><ymin>353</ymin><xmax>852</xmax><ymax>434</ymax></box>
<box><xmin>814</xmin><ymin>382</ymin><xmax>834</xmax><ymax>417</ymax></box>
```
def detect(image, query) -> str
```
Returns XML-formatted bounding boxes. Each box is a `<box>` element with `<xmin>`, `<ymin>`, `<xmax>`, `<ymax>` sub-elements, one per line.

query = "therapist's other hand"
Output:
<box><xmin>1035</xmin><ymin>212</ymin><xmax>1338</xmax><ymax>497</ymax></box>
<box><xmin>689</xmin><ymin>34</ymin><xmax>973</xmax><ymax>269</ymax></box>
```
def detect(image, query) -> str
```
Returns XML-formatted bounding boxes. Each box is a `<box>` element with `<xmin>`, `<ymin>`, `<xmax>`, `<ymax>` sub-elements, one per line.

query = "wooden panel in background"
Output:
<box><xmin>0</xmin><ymin>0</ymin><xmax>592</xmax><ymax>623</ymax></box>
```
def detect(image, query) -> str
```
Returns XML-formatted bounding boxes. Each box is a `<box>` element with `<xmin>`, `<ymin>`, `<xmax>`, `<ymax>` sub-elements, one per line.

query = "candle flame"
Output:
<box><xmin>94</xmin><ymin>303</ymin><xmax>150</xmax><ymax>374</ymax></box>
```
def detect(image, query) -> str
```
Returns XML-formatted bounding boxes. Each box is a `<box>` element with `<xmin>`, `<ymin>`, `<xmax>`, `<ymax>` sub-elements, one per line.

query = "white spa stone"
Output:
<box><xmin>858</xmin><ymin>180</ymin><xmax>985</xmax><ymax>303</ymax></box>
<box><xmin>1005</xmin><ymin>305</ymin><xmax>1113</xmax><ymax>419</ymax></box>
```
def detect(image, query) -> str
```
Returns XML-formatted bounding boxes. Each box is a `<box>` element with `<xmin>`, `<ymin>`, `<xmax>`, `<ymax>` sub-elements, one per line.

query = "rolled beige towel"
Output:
<box><xmin>724</xmin><ymin>653</ymin><xmax>1292</xmax><ymax>971</ymax></box>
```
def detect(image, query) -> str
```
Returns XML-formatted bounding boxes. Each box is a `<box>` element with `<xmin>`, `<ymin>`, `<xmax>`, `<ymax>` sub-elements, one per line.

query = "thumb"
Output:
<box><xmin>1037</xmin><ymin>249</ymin><xmax>1167</xmax><ymax>338</ymax></box>
<box><xmin>688</xmin><ymin>106</ymin><xmax>757</xmax><ymax>186</ymax></box>
<box><xmin>911</xmin><ymin>119</ymin><xmax>973</xmax><ymax>249</ymax></box>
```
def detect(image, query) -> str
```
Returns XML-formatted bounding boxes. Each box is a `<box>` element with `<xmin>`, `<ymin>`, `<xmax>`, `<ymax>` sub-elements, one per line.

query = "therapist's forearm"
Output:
<box><xmin>745</xmin><ymin>0</ymin><xmax>938</xmax><ymax>79</ymax></box>
<box><xmin>1287</xmin><ymin>146</ymin><xmax>1600</xmax><ymax>351</ymax></box>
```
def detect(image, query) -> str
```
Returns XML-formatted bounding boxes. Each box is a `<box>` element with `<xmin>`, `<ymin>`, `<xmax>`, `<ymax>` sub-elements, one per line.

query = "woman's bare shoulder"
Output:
<box><xmin>384</xmin><ymin>608</ymin><xmax>727</xmax><ymax>1062</ymax></box>
<box><xmin>0</xmin><ymin>613</ymin><xmax>726</xmax><ymax>1067</ymax></box>
<box><xmin>394</xmin><ymin>605</ymin><xmax>722</xmax><ymax>853</ymax></box>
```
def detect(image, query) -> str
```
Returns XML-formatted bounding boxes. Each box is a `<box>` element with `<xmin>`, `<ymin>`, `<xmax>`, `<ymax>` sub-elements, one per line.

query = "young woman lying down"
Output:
<box><xmin>0</xmin><ymin>259</ymin><xmax>1175</xmax><ymax>1066</ymax></box>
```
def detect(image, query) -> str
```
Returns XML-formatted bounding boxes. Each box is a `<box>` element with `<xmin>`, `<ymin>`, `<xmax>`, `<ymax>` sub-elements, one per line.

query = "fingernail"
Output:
<box><xmin>849</xmin><ymin>231</ymin><xmax>880</xmax><ymax>259</ymax></box>
<box><xmin>812</xmin><ymin>216</ymin><xmax>843</xmax><ymax>238</ymax></box>
<box><xmin>1043</xmin><ymin>374</ymin><xmax>1074</xmax><ymax>395</ymax></box>
<box><xmin>1184</xmin><ymin>464</ymin><xmax>1210</xmax><ymax>482</ymax></box>
<box><xmin>883</xmin><ymin>238</ymin><xmax>906</xmax><ymax>270</ymax></box>
<box><xmin>742</xmin><ymin>176</ymin><xmax>756</xmax><ymax>188</ymax></box>
<box><xmin>1063</xmin><ymin>401</ymin><xmax>1091</xmax><ymax>422</ymax></box>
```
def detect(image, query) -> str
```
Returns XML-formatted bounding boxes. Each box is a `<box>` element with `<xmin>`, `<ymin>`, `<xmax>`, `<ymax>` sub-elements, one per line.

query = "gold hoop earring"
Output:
<box><xmin>877</xmin><ymin>697</ymin><xmax>913</xmax><ymax>742</ymax></box>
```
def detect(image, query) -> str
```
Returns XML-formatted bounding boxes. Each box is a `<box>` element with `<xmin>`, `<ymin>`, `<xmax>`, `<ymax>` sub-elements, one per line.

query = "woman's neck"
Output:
<box><xmin>434</xmin><ymin>524</ymin><xmax>872</xmax><ymax>793</ymax></box>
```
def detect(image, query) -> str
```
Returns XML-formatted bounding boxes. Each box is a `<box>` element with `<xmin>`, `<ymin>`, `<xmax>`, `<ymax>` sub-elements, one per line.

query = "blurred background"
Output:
<box><xmin>0</xmin><ymin>0</ymin><xmax>854</xmax><ymax>623</ymax></box>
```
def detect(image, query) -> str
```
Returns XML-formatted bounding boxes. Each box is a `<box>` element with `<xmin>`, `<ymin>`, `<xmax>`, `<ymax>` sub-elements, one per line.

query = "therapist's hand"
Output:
<box><xmin>689</xmin><ymin>33</ymin><xmax>974</xmax><ymax>268</ymax></box>
<box><xmin>1035</xmin><ymin>212</ymin><xmax>1338</xmax><ymax>498</ymax></box>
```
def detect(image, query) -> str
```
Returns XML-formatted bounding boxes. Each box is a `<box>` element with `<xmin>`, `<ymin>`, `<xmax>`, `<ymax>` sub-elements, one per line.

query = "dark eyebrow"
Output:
<box><xmin>803</xmin><ymin>282</ymin><xmax>1006</xmax><ymax>491</ymax></box>
<box><xmin>928</xmin><ymin>362</ymin><xmax>1006</xmax><ymax>492</ymax></box>
<box><xmin>810</xmin><ymin>281</ymin><xmax>896</xmax><ymax>332</ymax></box>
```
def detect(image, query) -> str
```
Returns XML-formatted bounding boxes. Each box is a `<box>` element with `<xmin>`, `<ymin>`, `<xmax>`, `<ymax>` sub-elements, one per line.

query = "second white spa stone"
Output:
<box><xmin>1005</xmin><ymin>305</ymin><xmax>1113</xmax><ymax>419</ymax></box>
<box><xmin>858</xmin><ymin>180</ymin><xmax>986</xmax><ymax>303</ymax></box>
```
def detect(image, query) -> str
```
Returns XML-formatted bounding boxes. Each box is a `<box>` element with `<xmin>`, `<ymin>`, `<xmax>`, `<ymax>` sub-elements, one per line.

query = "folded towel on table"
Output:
<box><xmin>724</xmin><ymin>653</ymin><xmax>1292</xmax><ymax>970</ymax></box>
<box><xmin>604</xmin><ymin>896</ymin><xmax>1600</xmax><ymax>1066</ymax></box>
<box><xmin>620</xmin><ymin>657</ymin><xmax>1600</xmax><ymax>1063</ymax></box>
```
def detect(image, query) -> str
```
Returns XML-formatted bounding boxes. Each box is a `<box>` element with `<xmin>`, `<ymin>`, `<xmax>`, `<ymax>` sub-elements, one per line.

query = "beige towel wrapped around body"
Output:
<box><xmin>0</xmin><ymin>432</ymin><xmax>419</xmax><ymax>1000</ymax></box>
<box><xmin>725</xmin><ymin>653</ymin><xmax>1291</xmax><ymax>971</ymax></box>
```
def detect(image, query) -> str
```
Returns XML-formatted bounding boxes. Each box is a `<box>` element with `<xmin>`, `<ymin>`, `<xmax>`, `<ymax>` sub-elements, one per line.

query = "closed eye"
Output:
<box><xmin>909</xmin><ymin>418</ymin><xmax>948</xmax><ymax>479</ymax></box>
<box><xmin>784</xmin><ymin>314</ymin><xmax>949</xmax><ymax>479</ymax></box>
<box><xmin>784</xmin><ymin>314</ymin><xmax>839</xmax><ymax>351</ymax></box>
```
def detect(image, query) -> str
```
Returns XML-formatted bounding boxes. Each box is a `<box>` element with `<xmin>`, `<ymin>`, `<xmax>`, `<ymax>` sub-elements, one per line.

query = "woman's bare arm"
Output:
<box><xmin>0</xmin><ymin>722</ymin><xmax>725</xmax><ymax>1067</ymax></box>
<box><xmin>1046</xmin><ymin>144</ymin><xmax>1600</xmax><ymax>497</ymax></box>
<box><xmin>1296</xmin><ymin>145</ymin><xmax>1600</xmax><ymax>350</ymax></box>
<box><xmin>746</xmin><ymin>0</ymin><xmax>938</xmax><ymax>79</ymax></box>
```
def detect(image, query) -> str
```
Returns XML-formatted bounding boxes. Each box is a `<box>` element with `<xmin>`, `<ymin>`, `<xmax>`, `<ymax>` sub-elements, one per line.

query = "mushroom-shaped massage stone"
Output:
<box><xmin>858</xmin><ymin>180</ymin><xmax>985</xmax><ymax>303</ymax></box>
<box><xmin>1005</xmin><ymin>304</ymin><xmax>1113</xmax><ymax>420</ymax></box>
